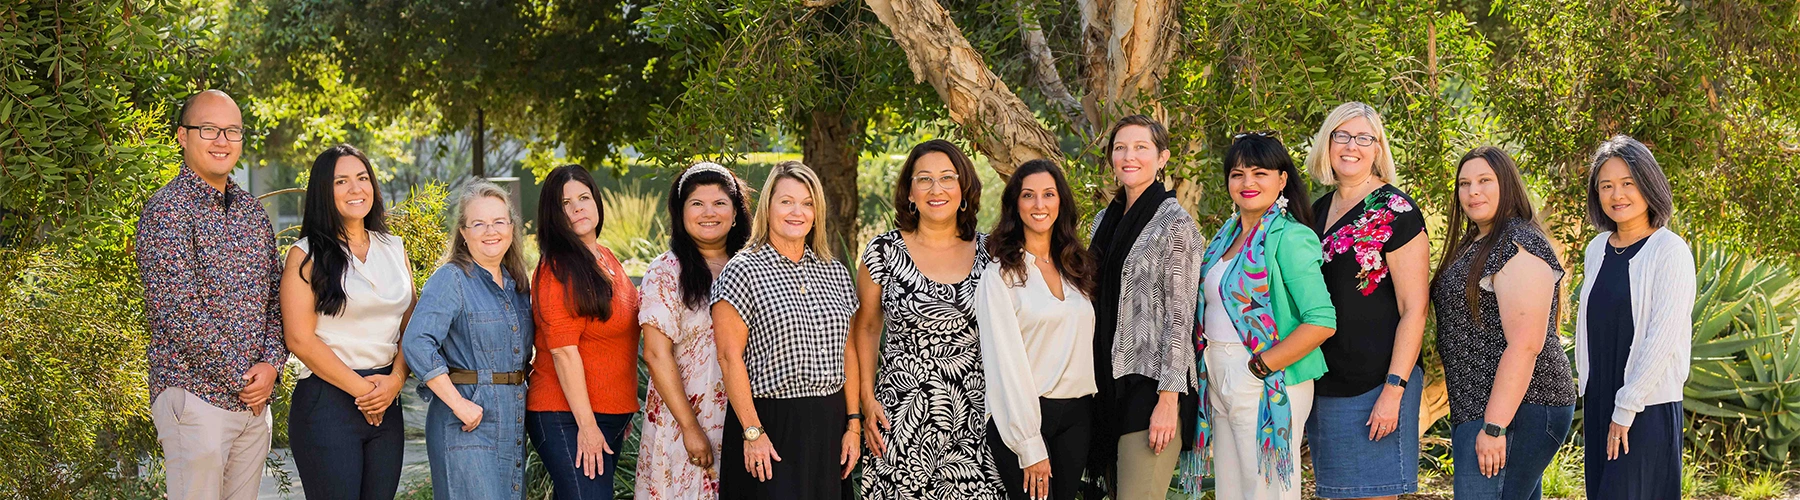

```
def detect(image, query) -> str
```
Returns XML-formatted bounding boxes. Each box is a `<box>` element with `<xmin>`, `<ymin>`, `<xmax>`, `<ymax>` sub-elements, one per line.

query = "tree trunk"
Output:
<box><xmin>472</xmin><ymin>107</ymin><xmax>487</xmax><ymax>178</ymax></box>
<box><xmin>865</xmin><ymin>0</ymin><xmax>1062</xmax><ymax>176</ymax></box>
<box><xmin>802</xmin><ymin>108</ymin><xmax>861</xmax><ymax>262</ymax></box>
<box><xmin>1079</xmin><ymin>0</ymin><xmax>1181</xmax><ymax>128</ymax></box>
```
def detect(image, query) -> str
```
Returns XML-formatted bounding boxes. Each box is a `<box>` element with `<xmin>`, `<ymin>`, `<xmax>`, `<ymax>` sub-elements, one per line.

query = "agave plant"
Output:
<box><xmin>1682</xmin><ymin>241</ymin><xmax>1800</xmax><ymax>466</ymax></box>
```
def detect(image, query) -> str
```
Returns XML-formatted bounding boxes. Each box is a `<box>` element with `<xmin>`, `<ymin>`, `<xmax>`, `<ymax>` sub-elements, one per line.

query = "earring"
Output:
<box><xmin>959</xmin><ymin>203</ymin><xmax>967</xmax><ymax>213</ymax></box>
<box><xmin>909</xmin><ymin>202</ymin><xmax>918</xmax><ymax>214</ymax></box>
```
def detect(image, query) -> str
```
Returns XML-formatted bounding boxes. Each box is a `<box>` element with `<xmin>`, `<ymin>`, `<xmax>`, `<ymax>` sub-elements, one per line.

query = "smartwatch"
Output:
<box><xmin>1482</xmin><ymin>422</ymin><xmax>1508</xmax><ymax>437</ymax></box>
<box><xmin>1386</xmin><ymin>373</ymin><xmax>1408</xmax><ymax>388</ymax></box>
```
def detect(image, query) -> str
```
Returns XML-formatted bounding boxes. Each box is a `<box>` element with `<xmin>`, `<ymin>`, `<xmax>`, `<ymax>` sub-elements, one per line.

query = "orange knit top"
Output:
<box><xmin>526</xmin><ymin>246</ymin><xmax>641</xmax><ymax>414</ymax></box>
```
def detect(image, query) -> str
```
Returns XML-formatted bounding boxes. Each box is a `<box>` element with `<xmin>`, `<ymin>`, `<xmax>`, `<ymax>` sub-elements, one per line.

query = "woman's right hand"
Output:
<box><xmin>681</xmin><ymin>426</ymin><xmax>716</xmax><ymax>470</ymax></box>
<box><xmin>450</xmin><ymin>399</ymin><xmax>484</xmax><ymax>432</ymax></box>
<box><xmin>1023</xmin><ymin>458</ymin><xmax>1053</xmax><ymax>500</ymax></box>
<box><xmin>861</xmin><ymin>404</ymin><xmax>891</xmax><ymax>458</ymax></box>
<box><xmin>743</xmin><ymin>435</ymin><xmax>782</xmax><ymax>482</ymax></box>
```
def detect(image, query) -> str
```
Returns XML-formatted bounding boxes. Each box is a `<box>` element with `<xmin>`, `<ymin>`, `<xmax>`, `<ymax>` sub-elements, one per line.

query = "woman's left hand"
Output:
<box><xmin>1367</xmin><ymin>386</ymin><xmax>1403</xmax><ymax>441</ymax></box>
<box><xmin>1476</xmin><ymin>433</ymin><xmax>1507</xmax><ymax>478</ymax></box>
<box><xmin>840</xmin><ymin>428</ymin><xmax>862</xmax><ymax>479</ymax></box>
<box><xmin>1607</xmin><ymin>422</ymin><xmax>1631</xmax><ymax>460</ymax></box>
<box><xmin>1148</xmin><ymin>395</ymin><xmax>1180</xmax><ymax>455</ymax></box>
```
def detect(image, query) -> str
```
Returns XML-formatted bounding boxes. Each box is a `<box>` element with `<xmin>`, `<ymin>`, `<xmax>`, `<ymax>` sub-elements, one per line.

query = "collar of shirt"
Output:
<box><xmin>173</xmin><ymin>163</ymin><xmax>248</xmax><ymax>211</ymax></box>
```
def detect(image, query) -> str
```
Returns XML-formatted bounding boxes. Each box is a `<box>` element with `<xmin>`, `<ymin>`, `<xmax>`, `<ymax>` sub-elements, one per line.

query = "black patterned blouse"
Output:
<box><xmin>1432</xmin><ymin>219</ymin><xmax>1578</xmax><ymax>425</ymax></box>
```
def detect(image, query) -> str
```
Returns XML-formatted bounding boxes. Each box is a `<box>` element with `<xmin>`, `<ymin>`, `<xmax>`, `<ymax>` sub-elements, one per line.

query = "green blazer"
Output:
<box><xmin>1198</xmin><ymin>212</ymin><xmax>1337</xmax><ymax>383</ymax></box>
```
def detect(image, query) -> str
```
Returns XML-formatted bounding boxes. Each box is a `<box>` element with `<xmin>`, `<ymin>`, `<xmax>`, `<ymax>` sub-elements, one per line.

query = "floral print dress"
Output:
<box><xmin>635</xmin><ymin>252</ymin><xmax>729</xmax><ymax>499</ymax></box>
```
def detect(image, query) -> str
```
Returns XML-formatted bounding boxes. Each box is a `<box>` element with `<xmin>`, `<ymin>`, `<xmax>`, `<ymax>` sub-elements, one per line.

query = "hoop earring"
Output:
<box><xmin>909</xmin><ymin>202</ymin><xmax>918</xmax><ymax>214</ymax></box>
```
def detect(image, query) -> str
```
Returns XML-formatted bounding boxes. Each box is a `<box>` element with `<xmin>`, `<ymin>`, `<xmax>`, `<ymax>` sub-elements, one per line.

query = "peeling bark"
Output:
<box><xmin>865</xmin><ymin>0</ymin><xmax>1063</xmax><ymax>176</ymax></box>
<box><xmin>1079</xmin><ymin>0</ymin><xmax>1180</xmax><ymax>127</ymax></box>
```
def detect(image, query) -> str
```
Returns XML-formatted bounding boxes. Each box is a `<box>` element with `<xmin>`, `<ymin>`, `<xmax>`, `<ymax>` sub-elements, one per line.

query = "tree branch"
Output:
<box><xmin>1079</xmin><ymin>0</ymin><xmax>1180</xmax><ymax>128</ymax></box>
<box><xmin>1018</xmin><ymin>4</ymin><xmax>1089</xmax><ymax>132</ymax></box>
<box><xmin>865</xmin><ymin>0</ymin><xmax>1063</xmax><ymax>175</ymax></box>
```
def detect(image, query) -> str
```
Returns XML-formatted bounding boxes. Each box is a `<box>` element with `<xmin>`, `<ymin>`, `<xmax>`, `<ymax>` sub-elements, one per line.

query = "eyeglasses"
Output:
<box><xmin>465</xmin><ymin>219</ymin><xmax>513</xmax><ymax>233</ymax></box>
<box><xmin>179</xmin><ymin>124</ymin><xmax>248</xmax><ymax>142</ymax></box>
<box><xmin>1331</xmin><ymin>131</ymin><xmax>1379</xmax><ymax>147</ymax></box>
<box><xmin>912</xmin><ymin>173</ymin><xmax>961</xmax><ymax>191</ymax></box>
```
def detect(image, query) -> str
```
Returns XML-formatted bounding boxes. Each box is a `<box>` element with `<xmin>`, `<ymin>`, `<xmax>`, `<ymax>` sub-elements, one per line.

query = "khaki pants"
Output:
<box><xmin>152</xmin><ymin>388</ymin><xmax>272</xmax><ymax>500</ymax></box>
<box><xmin>1116</xmin><ymin>429</ymin><xmax>1184</xmax><ymax>500</ymax></box>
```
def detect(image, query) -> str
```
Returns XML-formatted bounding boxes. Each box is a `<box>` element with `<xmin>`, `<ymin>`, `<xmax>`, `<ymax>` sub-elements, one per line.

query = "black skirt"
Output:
<box><xmin>721</xmin><ymin>391</ymin><xmax>850</xmax><ymax>500</ymax></box>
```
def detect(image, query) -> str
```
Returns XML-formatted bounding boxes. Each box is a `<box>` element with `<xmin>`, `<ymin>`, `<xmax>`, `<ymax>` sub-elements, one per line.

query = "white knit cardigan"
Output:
<box><xmin>1574</xmin><ymin>227</ymin><xmax>1695</xmax><ymax>427</ymax></box>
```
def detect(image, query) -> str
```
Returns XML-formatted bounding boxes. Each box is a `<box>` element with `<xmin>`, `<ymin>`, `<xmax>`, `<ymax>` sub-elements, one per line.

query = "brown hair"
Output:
<box><xmin>1433</xmin><ymin>146</ymin><xmax>1545</xmax><ymax>324</ymax></box>
<box><xmin>893</xmin><ymin>139</ymin><xmax>981</xmax><ymax>240</ymax></box>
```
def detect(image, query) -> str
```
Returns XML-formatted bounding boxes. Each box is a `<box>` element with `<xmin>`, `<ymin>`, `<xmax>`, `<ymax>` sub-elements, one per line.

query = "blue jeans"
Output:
<box><xmin>527</xmin><ymin>411</ymin><xmax>634</xmax><ymax>500</ymax></box>
<box><xmin>1451</xmin><ymin>403</ymin><xmax>1574</xmax><ymax>500</ymax></box>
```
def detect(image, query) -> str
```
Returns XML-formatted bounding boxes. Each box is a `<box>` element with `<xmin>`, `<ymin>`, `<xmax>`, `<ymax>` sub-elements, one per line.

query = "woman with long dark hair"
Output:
<box><xmin>635</xmin><ymin>162</ymin><xmax>752</xmax><ymax>499</ymax></box>
<box><xmin>527</xmin><ymin>164</ymin><xmax>643</xmax><ymax>499</ymax></box>
<box><xmin>281</xmin><ymin>144</ymin><xmax>414</xmax><ymax>499</ymax></box>
<box><xmin>852</xmin><ymin>139</ymin><xmax>1005</xmax><ymax>499</ymax></box>
<box><xmin>403</xmin><ymin>180</ymin><xmax>535</xmax><ymax>499</ymax></box>
<box><xmin>1575</xmin><ymin>136</ymin><xmax>1691</xmax><ymax>500</ymax></box>
<box><xmin>1087</xmin><ymin>115</ymin><xmax>1203</xmax><ymax>500</ymax></box>
<box><xmin>1185</xmin><ymin>133</ymin><xmax>1335</xmax><ymax>500</ymax></box>
<box><xmin>1432</xmin><ymin>147</ymin><xmax>1577</xmax><ymax>500</ymax></box>
<box><xmin>978</xmin><ymin>159</ymin><xmax>1100</xmax><ymax>500</ymax></box>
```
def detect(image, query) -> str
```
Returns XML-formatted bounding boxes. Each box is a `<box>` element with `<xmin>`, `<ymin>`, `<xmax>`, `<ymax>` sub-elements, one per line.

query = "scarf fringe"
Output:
<box><xmin>1257</xmin><ymin>438</ymin><xmax>1296</xmax><ymax>490</ymax></box>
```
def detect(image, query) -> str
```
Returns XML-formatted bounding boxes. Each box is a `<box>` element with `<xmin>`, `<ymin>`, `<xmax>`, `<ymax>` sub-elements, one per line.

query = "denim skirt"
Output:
<box><xmin>1306</xmin><ymin>365</ymin><xmax>1424</xmax><ymax>499</ymax></box>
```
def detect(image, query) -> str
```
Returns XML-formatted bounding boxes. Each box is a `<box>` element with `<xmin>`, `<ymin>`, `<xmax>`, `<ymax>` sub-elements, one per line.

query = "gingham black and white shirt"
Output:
<box><xmin>711</xmin><ymin>243</ymin><xmax>857</xmax><ymax>399</ymax></box>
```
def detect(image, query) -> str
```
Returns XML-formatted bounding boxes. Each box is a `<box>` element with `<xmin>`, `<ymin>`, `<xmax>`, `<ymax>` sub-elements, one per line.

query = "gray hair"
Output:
<box><xmin>1586</xmin><ymin>135</ymin><xmax>1674</xmax><ymax>232</ymax></box>
<box><xmin>443</xmin><ymin>179</ymin><xmax>531</xmax><ymax>293</ymax></box>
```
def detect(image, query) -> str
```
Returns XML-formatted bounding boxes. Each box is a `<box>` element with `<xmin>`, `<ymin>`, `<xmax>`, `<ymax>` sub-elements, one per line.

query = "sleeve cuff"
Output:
<box><xmin>416</xmin><ymin>365</ymin><xmax>449</xmax><ymax>383</ymax></box>
<box><xmin>545</xmin><ymin>328</ymin><xmax>583</xmax><ymax>349</ymax></box>
<box><xmin>1612</xmin><ymin>407</ymin><xmax>1638</xmax><ymax>427</ymax></box>
<box><xmin>1015</xmin><ymin>436</ymin><xmax>1050</xmax><ymax>468</ymax></box>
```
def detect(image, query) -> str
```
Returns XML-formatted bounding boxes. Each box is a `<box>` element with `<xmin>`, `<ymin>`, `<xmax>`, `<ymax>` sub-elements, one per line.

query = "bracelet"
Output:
<box><xmin>1249</xmin><ymin>353</ymin><xmax>1274</xmax><ymax>379</ymax></box>
<box><xmin>847</xmin><ymin>413</ymin><xmax>864</xmax><ymax>421</ymax></box>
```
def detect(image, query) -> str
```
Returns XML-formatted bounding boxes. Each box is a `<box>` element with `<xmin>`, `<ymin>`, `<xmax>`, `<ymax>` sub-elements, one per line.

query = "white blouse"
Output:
<box><xmin>976</xmin><ymin>252</ymin><xmax>1097</xmax><ymax>468</ymax></box>
<box><xmin>294</xmin><ymin>232</ymin><xmax>414</xmax><ymax>379</ymax></box>
<box><xmin>1201</xmin><ymin>262</ymin><xmax>1238</xmax><ymax>344</ymax></box>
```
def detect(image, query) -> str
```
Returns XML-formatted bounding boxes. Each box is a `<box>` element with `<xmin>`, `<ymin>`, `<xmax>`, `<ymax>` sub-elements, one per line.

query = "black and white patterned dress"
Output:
<box><xmin>859</xmin><ymin>231</ymin><xmax>1006</xmax><ymax>499</ymax></box>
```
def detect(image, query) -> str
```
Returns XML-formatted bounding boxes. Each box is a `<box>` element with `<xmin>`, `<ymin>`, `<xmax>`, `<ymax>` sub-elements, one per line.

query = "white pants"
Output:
<box><xmin>152</xmin><ymin>388</ymin><xmax>272</xmax><ymax>500</ymax></box>
<box><xmin>1204</xmin><ymin>344</ymin><xmax>1314</xmax><ymax>500</ymax></box>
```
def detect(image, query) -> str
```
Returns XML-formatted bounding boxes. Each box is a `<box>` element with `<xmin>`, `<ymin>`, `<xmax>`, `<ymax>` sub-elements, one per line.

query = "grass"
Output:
<box><xmin>1540</xmin><ymin>444</ymin><xmax>1583</xmax><ymax>498</ymax></box>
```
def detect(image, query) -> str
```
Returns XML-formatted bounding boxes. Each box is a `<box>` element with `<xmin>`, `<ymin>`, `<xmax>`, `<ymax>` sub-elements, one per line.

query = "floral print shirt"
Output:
<box><xmin>135</xmin><ymin>166</ymin><xmax>287</xmax><ymax>412</ymax></box>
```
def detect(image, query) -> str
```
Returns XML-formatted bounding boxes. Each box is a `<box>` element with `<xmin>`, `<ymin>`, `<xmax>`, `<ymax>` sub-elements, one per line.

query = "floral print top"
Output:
<box><xmin>1309</xmin><ymin>184</ymin><xmax>1428</xmax><ymax>397</ymax></box>
<box><xmin>1319</xmin><ymin>186</ymin><xmax>1418</xmax><ymax>295</ymax></box>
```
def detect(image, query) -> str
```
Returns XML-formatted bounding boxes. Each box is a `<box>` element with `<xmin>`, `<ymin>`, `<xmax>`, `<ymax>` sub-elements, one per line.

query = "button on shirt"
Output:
<box><xmin>401</xmin><ymin>263</ymin><xmax>534</xmax><ymax>392</ymax></box>
<box><xmin>134</xmin><ymin>166</ymin><xmax>287</xmax><ymax>413</ymax></box>
<box><xmin>711</xmin><ymin>244</ymin><xmax>857</xmax><ymax>399</ymax></box>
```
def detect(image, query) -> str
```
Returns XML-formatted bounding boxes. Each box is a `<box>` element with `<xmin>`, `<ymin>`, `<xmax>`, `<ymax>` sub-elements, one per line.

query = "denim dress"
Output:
<box><xmin>402</xmin><ymin>263</ymin><xmax>534</xmax><ymax>500</ymax></box>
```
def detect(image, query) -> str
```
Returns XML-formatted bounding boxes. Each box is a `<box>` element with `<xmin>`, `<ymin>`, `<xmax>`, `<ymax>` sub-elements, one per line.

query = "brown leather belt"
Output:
<box><xmin>448</xmin><ymin>368</ymin><xmax>527</xmax><ymax>385</ymax></box>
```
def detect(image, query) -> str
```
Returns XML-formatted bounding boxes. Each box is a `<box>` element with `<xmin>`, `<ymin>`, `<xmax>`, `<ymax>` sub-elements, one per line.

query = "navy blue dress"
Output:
<box><xmin>1582</xmin><ymin>238</ymin><xmax>1682</xmax><ymax>500</ymax></box>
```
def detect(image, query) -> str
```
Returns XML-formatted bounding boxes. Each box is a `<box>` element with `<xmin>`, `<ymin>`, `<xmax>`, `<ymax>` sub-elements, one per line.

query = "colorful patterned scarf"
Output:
<box><xmin>1179</xmin><ymin>196</ymin><xmax>1296</xmax><ymax>493</ymax></box>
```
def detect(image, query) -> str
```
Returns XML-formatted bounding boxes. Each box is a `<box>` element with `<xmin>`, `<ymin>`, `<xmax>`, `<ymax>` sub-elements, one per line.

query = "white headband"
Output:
<box><xmin>676</xmin><ymin>162</ymin><xmax>737</xmax><ymax>194</ymax></box>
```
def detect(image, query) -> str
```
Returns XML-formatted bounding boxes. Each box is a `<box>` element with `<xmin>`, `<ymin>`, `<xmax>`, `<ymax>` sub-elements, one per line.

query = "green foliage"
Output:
<box><xmin>598</xmin><ymin>180</ymin><xmax>670</xmax><ymax>276</ymax></box>
<box><xmin>1684</xmin><ymin>241</ymin><xmax>1800</xmax><ymax>467</ymax></box>
<box><xmin>1163</xmin><ymin>1</ymin><xmax>1494</xmax><ymax>230</ymax></box>
<box><xmin>388</xmin><ymin>182</ymin><xmax>453</xmax><ymax>289</ymax></box>
<box><xmin>1484</xmin><ymin>0</ymin><xmax>1800</xmax><ymax>258</ymax></box>
<box><xmin>0</xmin><ymin>248</ymin><xmax>155</xmax><ymax>498</ymax></box>
<box><xmin>0</xmin><ymin>1</ymin><xmax>192</xmax><ymax>253</ymax></box>
<box><xmin>1540</xmin><ymin>444</ymin><xmax>1584</xmax><ymax>498</ymax></box>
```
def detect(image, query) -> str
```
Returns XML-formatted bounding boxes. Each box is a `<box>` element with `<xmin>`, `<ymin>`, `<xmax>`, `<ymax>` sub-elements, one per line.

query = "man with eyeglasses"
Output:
<box><xmin>135</xmin><ymin>89</ymin><xmax>287</xmax><ymax>500</ymax></box>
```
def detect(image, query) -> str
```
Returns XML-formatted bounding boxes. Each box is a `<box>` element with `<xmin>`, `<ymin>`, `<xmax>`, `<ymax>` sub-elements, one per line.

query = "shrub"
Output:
<box><xmin>1683</xmin><ymin>241</ymin><xmax>1800</xmax><ymax>467</ymax></box>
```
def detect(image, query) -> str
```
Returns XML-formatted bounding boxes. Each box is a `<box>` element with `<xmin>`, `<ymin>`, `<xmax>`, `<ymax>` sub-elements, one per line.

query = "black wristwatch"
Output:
<box><xmin>1482</xmin><ymin>422</ymin><xmax>1508</xmax><ymax>437</ymax></box>
<box><xmin>1386</xmin><ymin>373</ymin><xmax>1408</xmax><ymax>388</ymax></box>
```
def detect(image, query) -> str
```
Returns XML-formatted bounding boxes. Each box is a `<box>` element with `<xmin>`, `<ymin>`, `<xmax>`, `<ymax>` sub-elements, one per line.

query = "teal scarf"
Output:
<box><xmin>1179</xmin><ymin>197</ymin><xmax>1297</xmax><ymax>493</ymax></box>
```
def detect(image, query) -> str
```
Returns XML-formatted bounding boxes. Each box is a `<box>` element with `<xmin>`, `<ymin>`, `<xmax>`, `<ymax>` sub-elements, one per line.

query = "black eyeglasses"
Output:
<box><xmin>1331</xmin><ymin>131</ymin><xmax>1379</xmax><ymax>147</ymax></box>
<box><xmin>179</xmin><ymin>124</ymin><xmax>247</xmax><ymax>142</ymax></box>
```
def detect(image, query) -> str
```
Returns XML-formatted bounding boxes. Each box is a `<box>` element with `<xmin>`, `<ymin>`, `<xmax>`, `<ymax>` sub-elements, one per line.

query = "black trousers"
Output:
<box><xmin>721</xmin><ymin>391</ymin><xmax>850</xmax><ymax>500</ymax></box>
<box><xmin>987</xmin><ymin>396</ymin><xmax>1093</xmax><ymax>500</ymax></box>
<box><xmin>288</xmin><ymin>366</ymin><xmax>405</xmax><ymax>500</ymax></box>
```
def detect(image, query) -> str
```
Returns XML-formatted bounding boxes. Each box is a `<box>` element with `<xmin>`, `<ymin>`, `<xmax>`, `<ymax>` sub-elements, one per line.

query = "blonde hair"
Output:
<box><xmin>443</xmin><ymin>179</ymin><xmax>531</xmax><ymax>293</ymax></box>
<box><xmin>749</xmin><ymin>161</ymin><xmax>834</xmax><ymax>261</ymax></box>
<box><xmin>1305</xmin><ymin>101</ymin><xmax>1399</xmax><ymax>186</ymax></box>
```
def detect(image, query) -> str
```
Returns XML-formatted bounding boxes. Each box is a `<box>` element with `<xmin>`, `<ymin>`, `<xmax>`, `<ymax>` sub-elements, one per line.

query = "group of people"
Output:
<box><xmin>141</xmin><ymin>88</ymin><xmax>1692</xmax><ymax>500</ymax></box>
